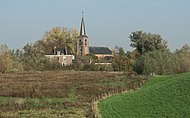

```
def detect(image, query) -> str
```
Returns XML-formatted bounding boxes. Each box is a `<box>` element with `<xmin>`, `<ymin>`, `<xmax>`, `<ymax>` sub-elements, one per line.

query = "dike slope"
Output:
<box><xmin>99</xmin><ymin>73</ymin><xmax>190</xmax><ymax>118</ymax></box>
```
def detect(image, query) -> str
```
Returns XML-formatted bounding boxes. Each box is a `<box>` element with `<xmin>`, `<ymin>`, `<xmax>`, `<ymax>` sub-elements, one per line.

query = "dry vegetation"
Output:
<box><xmin>0</xmin><ymin>71</ymin><xmax>145</xmax><ymax>117</ymax></box>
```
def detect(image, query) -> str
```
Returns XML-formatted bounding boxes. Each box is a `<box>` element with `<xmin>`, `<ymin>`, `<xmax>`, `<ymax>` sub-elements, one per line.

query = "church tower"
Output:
<box><xmin>77</xmin><ymin>13</ymin><xmax>89</xmax><ymax>56</ymax></box>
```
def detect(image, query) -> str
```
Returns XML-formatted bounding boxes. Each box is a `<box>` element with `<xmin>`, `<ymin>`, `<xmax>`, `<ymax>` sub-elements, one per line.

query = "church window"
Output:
<box><xmin>80</xmin><ymin>47</ymin><xmax>82</xmax><ymax>51</ymax></box>
<box><xmin>85</xmin><ymin>39</ymin><xmax>87</xmax><ymax>46</ymax></box>
<box><xmin>79</xmin><ymin>40</ymin><xmax>82</xmax><ymax>45</ymax></box>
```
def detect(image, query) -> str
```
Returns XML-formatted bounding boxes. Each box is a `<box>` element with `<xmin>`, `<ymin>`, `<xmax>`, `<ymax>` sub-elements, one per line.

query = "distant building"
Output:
<box><xmin>45</xmin><ymin>54</ymin><xmax>74</xmax><ymax>66</ymax></box>
<box><xmin>76</xmin><ymin>14</ymin><xmax>113</xmax><ymax>59</ymax></box>
<box><xmin>89</xmin><ymin>47</ymin><xmax>112</xmax><ymax>60</ymax></box>
<box><xmin>46</xmin><ymin>47</ymin><xmax>74</xmax><ymax>66</ymax></box>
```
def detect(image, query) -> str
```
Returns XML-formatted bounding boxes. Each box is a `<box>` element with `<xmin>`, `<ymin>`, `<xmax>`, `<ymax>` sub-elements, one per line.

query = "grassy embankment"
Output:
<box><xmin>0</xmin><ymin>71</ymin><xmax>143</xmax><ymax>117</ymax></box>
<box><xmin>99</xmin><ymin>72</ymin><xmax>190</xmax><ymax>118</ymax></box>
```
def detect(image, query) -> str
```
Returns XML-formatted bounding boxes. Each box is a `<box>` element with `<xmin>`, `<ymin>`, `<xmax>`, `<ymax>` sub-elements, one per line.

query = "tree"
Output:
<box><xmin>10</xmin><ymin>49</ymin><xmax>24</xmax><ymax>72</ymax></box>
<box><xmin>174</xmin><ymin>44</ymin><xmax>190</xmax><ymax>73</ymax></box>
<box><xmin>22</xmin><ymin>43</ymin><xmax>47</xmax><ymax>71</ymax></box>
<box><xmin>129</xmin><ymin>31</ymin><xmax>168</xmax><ymax>54</ymax></box>
<box><xmin>133</xmin><ymin>44</ymin><xmax>190</xmax><ymax>75</ymax></box>
<box><xmin>0</xmin><ymin>44</ymin><xmax>13</xmax><ymax>73</ymax></box>
<box><xmin>112</xmin><ymin>47</ymin><xmax>132</xmax><ymax>71</ymax></box>
<box><xmin>35</xmin><ymin>27</ymin><xmax>79</xmax><ymax>55</ymax></box>
<box><xmin>118</xmin><ymin>47</ymin><xmax>125</xmax><ymax>56</ymax></box>
<box><xmin>142</xmin><ymin>50</ymin><xmax>174</xmax><ymax>75</ymax></box>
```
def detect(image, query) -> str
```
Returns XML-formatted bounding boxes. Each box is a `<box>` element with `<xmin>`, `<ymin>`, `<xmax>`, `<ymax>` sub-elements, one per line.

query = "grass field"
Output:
<box><xmin>99</xmin><ymin>72</ymin><xmax>190</xmax><ymax>118</ymax></box>
<box><xmin>0</xmin><ymin>71</ymin><xmax>144</xmax><ymax>117</ymax></box>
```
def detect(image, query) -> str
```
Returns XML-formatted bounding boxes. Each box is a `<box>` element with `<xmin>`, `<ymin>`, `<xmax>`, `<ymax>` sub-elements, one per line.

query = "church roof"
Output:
<box><xmin>80</xmin><ymin>16</ymin><xmax>86</xmax><ymax>36</ymax></box>
<box><xmin>89</xmin><ymin>46</ymin><xmax>112</xmax><ymax>55</ymax></box>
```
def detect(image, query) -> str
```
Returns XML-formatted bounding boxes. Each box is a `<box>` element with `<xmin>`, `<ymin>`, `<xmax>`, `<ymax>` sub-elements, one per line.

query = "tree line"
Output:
<box><xmin>0</xmin><ymin>27</ymin><xmax>190</xmax><ymax>75</ymax></box>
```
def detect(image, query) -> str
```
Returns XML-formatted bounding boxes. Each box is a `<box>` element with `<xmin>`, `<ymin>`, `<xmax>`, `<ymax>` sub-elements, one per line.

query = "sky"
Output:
<box><xmin>0</xmin><ymin>0</ymin><xmax>190</xmax><ymax>51</ymax></box>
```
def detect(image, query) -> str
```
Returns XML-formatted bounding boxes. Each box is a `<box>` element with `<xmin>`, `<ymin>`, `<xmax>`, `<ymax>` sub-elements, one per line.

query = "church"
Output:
<box><xmin>46</xmin><ymin>14</ymin><xmax>113</xmax><ymax>66</ymax></box>
<box><xmin>76</xmin><ymin>14</ymin><xmax>113</xmax><ymax>59</ymax></box>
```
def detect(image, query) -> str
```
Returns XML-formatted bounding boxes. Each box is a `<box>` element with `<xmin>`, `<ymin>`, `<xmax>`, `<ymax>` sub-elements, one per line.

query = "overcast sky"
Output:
<box><xmin>0</xmin><ymin>0</ymin><xmax>189</xmax><ymax>51</ymax></box>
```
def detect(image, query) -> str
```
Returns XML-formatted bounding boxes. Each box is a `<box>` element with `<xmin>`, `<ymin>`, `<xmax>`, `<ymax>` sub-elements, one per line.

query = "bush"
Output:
<box><xmin>83</xmin><ymin>64</ymin><xmax>99</xmax><ymax>71</ymax></box>
<box><xmin>99</xmin><ymin>64</ymin><xmax>113</xmax><ymax>71</ymax></box>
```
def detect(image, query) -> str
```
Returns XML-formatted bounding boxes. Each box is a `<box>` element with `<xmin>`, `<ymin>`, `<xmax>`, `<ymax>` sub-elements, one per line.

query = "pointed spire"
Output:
<box><xmin>80</xmin><ymin>11</ymin><xmax>86</xmax><ymax>36</ymax></box>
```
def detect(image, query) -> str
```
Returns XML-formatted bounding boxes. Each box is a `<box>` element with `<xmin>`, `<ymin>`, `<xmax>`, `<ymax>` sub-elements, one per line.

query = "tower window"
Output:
<box><xmin>85</xmin><ymin>39</ymin><xmax>87</xmax><ymax>46</ymax></box>
<box><xmin>80</xmin><ymin>47</ymin><xmax>82</xmax><ymax>51</ymax></box>
<box><xmin>79</xmin><ymin>40</ymin><xmax>82</xmax><ymax>45</ymax></box>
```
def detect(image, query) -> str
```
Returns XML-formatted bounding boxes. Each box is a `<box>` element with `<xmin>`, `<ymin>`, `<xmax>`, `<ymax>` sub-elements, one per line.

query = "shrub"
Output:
<box><xmin>83</xmin><ymin>64</ymin><xmax>99</xmax><ymax>71</ymax></box>
<box><xmin>99</xmin><ymin>64</ymin><xmax>113</xmax><ymax>71</ymax></box>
